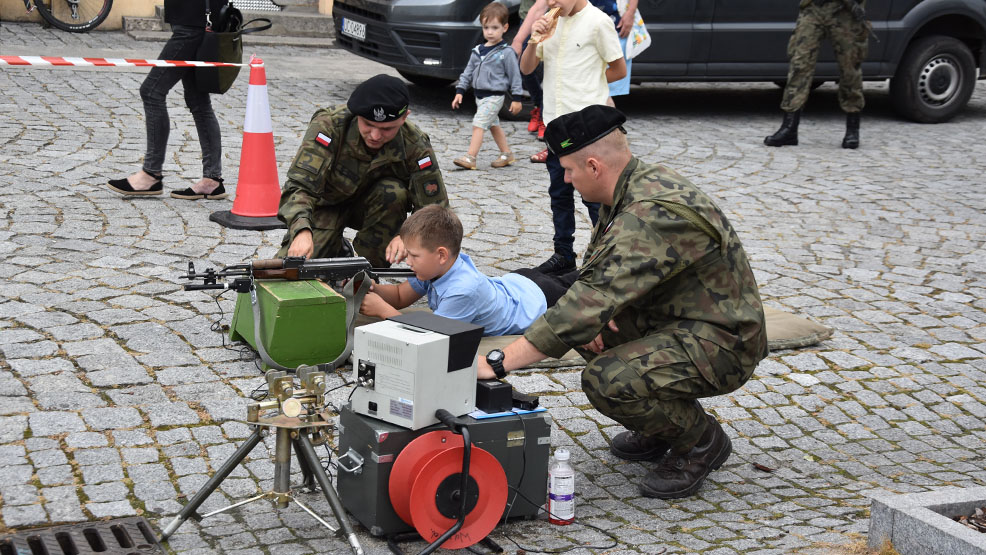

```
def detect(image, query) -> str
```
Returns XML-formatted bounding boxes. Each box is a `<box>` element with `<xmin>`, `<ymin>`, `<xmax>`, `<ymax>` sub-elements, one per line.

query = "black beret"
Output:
<box><xmin>544</xmin><ymin>105</ymin><xmax>627</xmax><ymax>156</ymax></box>
<box><xmin>347</xmin><ymin>74</ymin><xmax>410</xmax><ymax>122</ymax></box>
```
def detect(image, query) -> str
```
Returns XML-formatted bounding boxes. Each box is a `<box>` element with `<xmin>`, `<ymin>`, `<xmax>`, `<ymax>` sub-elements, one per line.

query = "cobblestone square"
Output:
<box><xmin>0</xmin><ymin>22</ymin><xmax>984</xmax><ymax>555</ymax></box>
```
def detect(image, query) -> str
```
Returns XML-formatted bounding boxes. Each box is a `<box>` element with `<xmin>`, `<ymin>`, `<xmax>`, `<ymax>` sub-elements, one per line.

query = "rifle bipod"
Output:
<box><xmin>158</xmin><ymin>373</ymin><xmax>363</xmax><ymax>555</ymax></box>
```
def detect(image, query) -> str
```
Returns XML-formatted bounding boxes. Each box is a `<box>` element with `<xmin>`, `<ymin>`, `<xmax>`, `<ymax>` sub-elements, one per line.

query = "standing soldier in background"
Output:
<box><xmin>277</xmin><ymin>75</ymin><xmax>448</xmax><ymax>266</ymax></box>
<box><xmin>765</xmin><ymin>0</ymin><xmax>869</xmax><ymax>149</ymax></box>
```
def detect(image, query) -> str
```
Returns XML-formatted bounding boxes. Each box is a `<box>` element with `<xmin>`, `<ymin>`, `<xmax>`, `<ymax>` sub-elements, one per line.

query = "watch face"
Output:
<box><xmin>487</xmin><ymin>350</ymin><xmax>504</xmax><ymax>363</ymax></box>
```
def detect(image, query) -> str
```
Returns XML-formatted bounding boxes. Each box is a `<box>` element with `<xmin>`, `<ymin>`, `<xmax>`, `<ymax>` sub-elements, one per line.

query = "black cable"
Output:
<box><xmin>209</xmin><ymin>291</ymin><xmax>262</xmax><ymax>372</ymax></box>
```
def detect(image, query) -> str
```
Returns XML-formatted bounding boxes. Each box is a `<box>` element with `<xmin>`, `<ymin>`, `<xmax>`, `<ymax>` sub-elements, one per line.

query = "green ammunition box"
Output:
<box><xmin>229</xmin><ymin>280</ymin><xmax>346</xmax><ymax>369</ymax></box>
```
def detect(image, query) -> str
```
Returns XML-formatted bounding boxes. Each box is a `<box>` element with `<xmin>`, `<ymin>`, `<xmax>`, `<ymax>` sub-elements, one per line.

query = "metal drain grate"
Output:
<box><xmin>0</xmin><ymin>517</ymin><xmax>163</xmax><ymax>555</ymax></box>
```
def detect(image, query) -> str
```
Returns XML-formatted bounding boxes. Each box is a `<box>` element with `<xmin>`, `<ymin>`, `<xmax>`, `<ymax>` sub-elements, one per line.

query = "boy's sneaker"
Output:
<box><xmin>527</xmin><ymin>107</ymin><xmax>542</xmax><ymax>133</ymax></box>
<box><xmin>453</xmin><ymin>154</ymin><xmax>477</xmax><ymax>170</ymax></box>
<box><xmin>534</xmin><ymin>253</ymin><xmax>575</xmax><ymax>275</ymax></box>
<box><xmin>537</xmin><ymin>121</ymin><xmax>546</xmax><ymax>141</ymax></box>
<box><xmin>491</xmin><ymin>152</ymin><xmax>515</xmax><ymax>168</ymax></box>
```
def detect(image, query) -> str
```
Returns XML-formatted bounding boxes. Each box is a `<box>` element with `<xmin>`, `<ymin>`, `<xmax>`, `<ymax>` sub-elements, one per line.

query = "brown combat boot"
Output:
<box><xmin>610</xmin><ymin>430</ymin><xmax>671</xmax><ymax>461</ymax></box>
<box><xmin>639</xmin><ymin>415</ymin><xmax>732</xmax><ymax>499</ymax></box>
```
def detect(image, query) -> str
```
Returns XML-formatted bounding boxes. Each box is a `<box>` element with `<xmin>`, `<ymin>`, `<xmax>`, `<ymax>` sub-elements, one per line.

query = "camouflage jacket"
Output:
<box><xmin>277</xmin><ymin>105</ymin><xmax>448</xmax><ymax>242</ymax></box>
<box><xmin>524</xmin><ymin>157</ymin><xmax>768</xmax><ymax>376</ymax></box>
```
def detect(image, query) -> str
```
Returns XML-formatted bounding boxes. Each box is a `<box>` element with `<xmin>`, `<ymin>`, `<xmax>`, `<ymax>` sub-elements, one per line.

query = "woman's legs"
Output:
<box><xmin>128</xmin><ymin>25</ymin><xmax>209</xmax><ymax>190</ymax></box>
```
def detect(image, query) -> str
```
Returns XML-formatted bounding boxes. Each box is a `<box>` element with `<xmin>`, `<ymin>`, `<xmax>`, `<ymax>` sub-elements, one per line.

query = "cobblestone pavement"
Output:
<box><xmin>1</xmin><ymin>23</ymin><xmax>985</xmax><ymax>555</ymax></box>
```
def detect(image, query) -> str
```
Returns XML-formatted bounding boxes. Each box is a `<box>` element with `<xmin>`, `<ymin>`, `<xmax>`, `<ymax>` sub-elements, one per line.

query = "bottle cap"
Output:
<box><xmin>555</xmin><ymin>448</ymin><xmax>570</xmax><ymax>461</ymax></box>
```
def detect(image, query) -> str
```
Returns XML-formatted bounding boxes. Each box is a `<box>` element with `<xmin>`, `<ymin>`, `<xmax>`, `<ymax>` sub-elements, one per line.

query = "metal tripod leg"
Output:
<box><xmin>159</xmin><ymin>426</ymin><xmax>265</xmax><ymax>541</ymax></box>
<box><xmin>295</xmin><ymin>433</ymin><xmax>364</xmax><ymax>555</ymax></box>
<box><xmin>292</xmin><ymin>436</ymin><xmax>317</xmax><ymax>492</ymax></box>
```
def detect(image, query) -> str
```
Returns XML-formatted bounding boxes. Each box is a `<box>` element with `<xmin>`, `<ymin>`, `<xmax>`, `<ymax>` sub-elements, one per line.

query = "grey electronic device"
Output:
<box><xmin>352</xmin><ymin>313</ymin><xmax>483</xmax><ymax>430</ymax></box>
<box><xmin>335</xmin><ymin>405</ymin><xmax>552</xmax><ymax>537</ymax></box>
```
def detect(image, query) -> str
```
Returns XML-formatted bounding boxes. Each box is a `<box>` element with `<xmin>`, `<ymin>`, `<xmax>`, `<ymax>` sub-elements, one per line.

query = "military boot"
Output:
<box><xmin>639</xmin><ymin>415</ymin><xmax>732</xmax><ymax>499</ymax></box>
<box><xmin>610</xmin><ymin>431</ymin><xmax>671</xmax><ymax>461</ymax></box>
<box><xmin>842</xmin><ymin>112</ymin><xmax>860</xmax><ymax>149</ymax></box>
<box><xmin>764</xmin><ymin>110</ymin><xmax>800</xmax><ymax>147</ymax></box>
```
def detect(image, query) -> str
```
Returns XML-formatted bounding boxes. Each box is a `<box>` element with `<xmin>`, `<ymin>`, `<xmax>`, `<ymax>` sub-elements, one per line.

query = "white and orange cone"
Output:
<box><xmin>210</xmin><ymin>55</ymin><xmax>285</xmax><ymax>230</ymax></box>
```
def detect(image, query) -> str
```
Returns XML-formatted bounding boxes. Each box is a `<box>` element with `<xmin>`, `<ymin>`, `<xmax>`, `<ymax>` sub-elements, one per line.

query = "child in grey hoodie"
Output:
<box><xmin>451</xmin><ymin>2</ymin><xmax>524</xmax><ymax>170</ymax></box>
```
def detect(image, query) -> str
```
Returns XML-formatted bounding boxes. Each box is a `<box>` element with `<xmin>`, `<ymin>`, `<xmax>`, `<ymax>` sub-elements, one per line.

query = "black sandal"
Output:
<box><xmin>170</xmin><ymin>177</ymin><xmax>228</xmax><ymax>200</ymax></box>
<box><xmin>107</xmin><ymin>172</ymin><xmax>163</xmax><ymax>196</ymax></box>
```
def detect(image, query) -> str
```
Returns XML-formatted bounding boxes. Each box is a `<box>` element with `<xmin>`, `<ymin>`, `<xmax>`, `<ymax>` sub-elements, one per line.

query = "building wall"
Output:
<box><xmin>0</xmin><ymin>1</ymin><xmax>331</xmax><ymax>30</ymax></box>
<box><xmin>0</xmin><ymin>0</ymin><xmax>159</xmax><ymax>30</ymax></box>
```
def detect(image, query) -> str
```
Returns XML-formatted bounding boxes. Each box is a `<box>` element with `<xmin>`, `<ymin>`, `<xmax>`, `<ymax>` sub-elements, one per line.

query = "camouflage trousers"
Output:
<box><xmin>781</xmin><ymin>1</ymin><xmax>868</xmax><ymax>113</ymax></box>
<box><xmin>581</xmin><ymin>331</ymin><xmax>755</xmax><ymax>451</ymax></box>
<box><xmin>277</xmin><ymin>177</ymin><xmax>411</xmax><ymax>267</ymax></box>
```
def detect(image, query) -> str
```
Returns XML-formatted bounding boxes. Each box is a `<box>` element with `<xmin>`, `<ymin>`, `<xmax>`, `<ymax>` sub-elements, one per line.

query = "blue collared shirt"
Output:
<box><xmin>408</xmin><ymin>253</ymin><xmax>547</xmax><ymax>336</ymax></box>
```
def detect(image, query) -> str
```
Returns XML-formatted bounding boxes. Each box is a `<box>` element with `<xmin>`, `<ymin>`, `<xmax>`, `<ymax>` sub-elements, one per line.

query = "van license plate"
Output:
<box><xmin>341</xmin><ymin>18</ymin><xmax>366</xmax><ymax>41</ymax></box>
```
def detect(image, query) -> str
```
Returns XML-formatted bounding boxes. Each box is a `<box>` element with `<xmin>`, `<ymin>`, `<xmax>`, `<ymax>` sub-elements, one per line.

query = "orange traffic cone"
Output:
<box><xmin>210</xmin><ymin>56</ymin><xmax>285</xmax><ymax>230</ymax></box>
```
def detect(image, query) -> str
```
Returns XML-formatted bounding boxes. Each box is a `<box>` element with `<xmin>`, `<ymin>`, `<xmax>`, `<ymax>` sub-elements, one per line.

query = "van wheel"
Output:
<box><xmin>397</xmin><ymin>70</ymin><xmax>454</xmax><ymax>88</ymax></box>
<box><xmin>890</xmin><ymin>35</ymin><xmax>976</xmax><ymax>123</ymax></box>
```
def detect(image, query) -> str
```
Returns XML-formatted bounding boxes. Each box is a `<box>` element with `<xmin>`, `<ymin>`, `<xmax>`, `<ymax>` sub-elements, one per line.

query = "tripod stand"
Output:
<box><xmin>158</xmin><ymin>371</ymin><xmax>363</xmax><ymax>555</ymax></box>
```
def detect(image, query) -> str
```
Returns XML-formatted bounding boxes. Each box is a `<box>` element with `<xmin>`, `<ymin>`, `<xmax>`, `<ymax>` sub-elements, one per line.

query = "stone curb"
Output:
<box><xmin>869</xmin><ymin>487</ymin><xmax>986</xmax><ymax>555</ymax></box>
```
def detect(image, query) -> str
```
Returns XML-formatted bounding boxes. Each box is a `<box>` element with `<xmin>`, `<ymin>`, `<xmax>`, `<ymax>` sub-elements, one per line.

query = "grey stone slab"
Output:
<box><xmin>145</xmin><ymin>402</ymin><xmax>201</xmax><ymax>427</ymax></box>
<box><xmin>1</xmin><ymin>503</ymin><xmax>48</xmax><ymax>527</ymax></box>
<box><xmin>28</xmin><ymin>411</ymin><xmax>86</xmax><ymax>436</ymax></box>
<box><xmin>81</xmin><ymin>406</ymin><xmax>144</xmax><ymax>430</ymax></box>
<box><xmin>869</xmin><ymin>487</ymin><xmax>986</xmax><ymax>555</ymax></box>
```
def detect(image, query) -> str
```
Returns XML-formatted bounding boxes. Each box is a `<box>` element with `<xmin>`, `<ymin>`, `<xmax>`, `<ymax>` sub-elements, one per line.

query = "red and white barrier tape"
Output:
<box><xmin>0</xmin><ymin>55</ymin><xmax>254</xmax><ymax>68</ymax></box>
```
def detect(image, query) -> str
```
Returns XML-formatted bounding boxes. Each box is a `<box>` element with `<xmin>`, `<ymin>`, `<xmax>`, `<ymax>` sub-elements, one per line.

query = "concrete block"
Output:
<box><xmin>869</xmin><ymin>487</ymin><xmax>986</xmax><ymax>555</ymax></box>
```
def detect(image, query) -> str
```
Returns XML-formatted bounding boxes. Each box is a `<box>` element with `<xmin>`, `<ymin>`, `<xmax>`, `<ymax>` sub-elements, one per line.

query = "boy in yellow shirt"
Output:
<box><xmin>519</xmin><ymin>0</ymin><xmax>626</xmax><ymax>275</ymax></box>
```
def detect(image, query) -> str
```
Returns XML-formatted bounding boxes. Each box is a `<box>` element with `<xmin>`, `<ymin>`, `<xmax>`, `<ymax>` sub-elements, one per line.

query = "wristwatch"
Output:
<box><xmin>486</xmin><ymin>349</ymin><xmax>507</xmax><ymax>379</ymax></box>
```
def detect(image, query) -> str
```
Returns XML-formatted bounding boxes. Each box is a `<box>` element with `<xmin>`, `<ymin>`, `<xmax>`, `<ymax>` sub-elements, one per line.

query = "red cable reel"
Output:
<box><xmin>389</xmin><ymin>430</ymin><xmax>507</xmax><ymax>549</ymax></box>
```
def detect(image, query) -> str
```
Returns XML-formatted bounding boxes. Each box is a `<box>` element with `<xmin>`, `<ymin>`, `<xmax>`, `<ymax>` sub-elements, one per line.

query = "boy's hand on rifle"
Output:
<box><xmin>509</xmin><ymin>101</ymin><xmax>522</xmax><ymax>115</ymax></box>
<box><xmin>287</xmin><ymin>230</ymin><xmax>314</xmax><ymax>259</ymax></box>
<box><xmin>360</xmin><ymin>288</ymin><xmax>401</xmax><ymax>319</ymax></box>
<box><xmin>452</xmin><ymin>94</ymin><xmax>463</xmax><ymax>110</ymax></box>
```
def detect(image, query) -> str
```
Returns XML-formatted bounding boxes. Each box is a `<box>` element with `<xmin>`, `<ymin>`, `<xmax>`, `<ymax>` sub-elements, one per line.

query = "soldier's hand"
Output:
<box><xmin>509</xmin><ymin>101</ymin><xmax>522</xmax><ymax>115</ymax></box>
<box><xmin>582</xmin><ymin>333</ymin><xmax>606</xmax><ymax>354</ymax></box>
<box><xmin>452</xmin><ymin>94</ymin><xmax>463</xmax><ymax>110</ymax></box>
<box><xmin>386</xmin><ymin>235</ymin><xmax>408</xmax><ymax>264</ymax></box>
<box><xmin>580</xmin><ymin>320</ymin><xmax>619</xmax><ymax>354</ymax></box>
<box><xmin>287</xmin><ymin>230</ymin><xmax>314</xmax><ymax>259</ymax></box>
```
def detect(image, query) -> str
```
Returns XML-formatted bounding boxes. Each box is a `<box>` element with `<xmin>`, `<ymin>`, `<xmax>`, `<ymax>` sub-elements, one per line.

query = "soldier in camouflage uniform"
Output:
<box><xmin>479</xmin><ymin>105</ymin><xmax>768</xmax><ymax>499</ymax></box>
<box><xmin>277</xmin><ymin>75</ymin><xmax>448</xmax><ymax>267</ymax></box>
<box><xmin>765</xmin><ymin>0</ymin><xmax>869</xmax><ymax>149</ymax></box>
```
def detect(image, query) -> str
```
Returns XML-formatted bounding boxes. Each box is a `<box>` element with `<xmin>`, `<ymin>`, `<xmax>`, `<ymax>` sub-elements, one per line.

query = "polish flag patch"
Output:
<box><xmin>418</xmin><ymin>156</ymin><xmax>432</xmax><ymax>169</ymax></box>
<box><xmin>315</xmin><ymin>132</ymin><xmax>331</xmax><ymax>147</ymax></box>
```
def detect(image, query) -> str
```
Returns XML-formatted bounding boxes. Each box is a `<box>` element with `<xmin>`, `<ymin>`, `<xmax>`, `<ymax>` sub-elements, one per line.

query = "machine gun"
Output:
<box><xmin>181</xmin><ymin>256</ymin><xmax>415</xmax><ymax>293</ymax></box>
<box><xmin>181</xmin><ymin>256</ymin><xmax>415</xmax><ymax>373</ymax></box>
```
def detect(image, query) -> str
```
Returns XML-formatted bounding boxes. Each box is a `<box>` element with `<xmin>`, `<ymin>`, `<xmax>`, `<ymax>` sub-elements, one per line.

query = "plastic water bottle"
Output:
<box><xmin>547</xmin><ymin>448</ymin><xmax>575</xmax><ymax>525</ymax></box>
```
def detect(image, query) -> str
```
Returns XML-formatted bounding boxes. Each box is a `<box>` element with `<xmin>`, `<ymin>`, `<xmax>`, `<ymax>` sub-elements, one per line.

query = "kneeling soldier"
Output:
<box><xmin>479</xmin><ymin>105</ymin><xmax>769</xmax><ymax>498</ymax></box>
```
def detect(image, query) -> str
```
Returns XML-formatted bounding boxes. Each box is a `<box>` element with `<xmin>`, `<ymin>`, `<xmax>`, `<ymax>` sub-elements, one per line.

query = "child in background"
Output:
<box><xmin>452</xmin><ymin>2</ymin><xmax>524</xmax><ymax>170</ymax></box>
<box><xmin>359</xmin><ymin>205</ymin><xmax>576</xmax><ymax>336</ymax></box>
<box><xmin>519</xmin><ymin>0</ymin><xmax>626</xmax><ymax>275</ymax></box>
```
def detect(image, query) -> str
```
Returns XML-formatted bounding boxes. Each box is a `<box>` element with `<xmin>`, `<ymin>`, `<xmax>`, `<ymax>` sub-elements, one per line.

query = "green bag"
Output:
<box><xmin>194</xmin><ymin>4</ymin><xmax>271</xmax><ymax>94</ymax></box>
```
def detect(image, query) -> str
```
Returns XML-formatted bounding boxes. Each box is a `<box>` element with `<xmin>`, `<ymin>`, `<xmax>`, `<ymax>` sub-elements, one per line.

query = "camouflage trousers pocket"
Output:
<box><xmin>672</xmin><ymin>331</ymin><xmax>749</xmax><ymax>394</ymax></box>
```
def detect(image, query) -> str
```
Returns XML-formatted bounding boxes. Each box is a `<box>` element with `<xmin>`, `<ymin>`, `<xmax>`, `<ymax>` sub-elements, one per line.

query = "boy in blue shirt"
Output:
<box><xmin>451</xmin><ymin>2</ymin><xmax>524</xmax><ymax>170</ymax></box>
<box><xmin>360</xmin><ymin>205</ymin><xmax>574</xmax><ymax>336</ymax></box>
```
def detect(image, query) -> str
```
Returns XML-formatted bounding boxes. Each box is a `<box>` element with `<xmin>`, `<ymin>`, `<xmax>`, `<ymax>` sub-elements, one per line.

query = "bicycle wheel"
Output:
<box><xmin>35</xmin><ymin>0</ymin><xmax>113</xmax><ymax>33</ymax></box>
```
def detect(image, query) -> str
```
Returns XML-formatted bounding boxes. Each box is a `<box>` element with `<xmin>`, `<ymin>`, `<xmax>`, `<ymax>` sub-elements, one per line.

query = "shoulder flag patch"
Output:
<box><xmin>418</xmin><ymin>156</ymin><xmax>433</xmax><ymax>169</ymax></box>
<box><xmin>315</xmin><ymin>132</ymin><xmax>331</xmax><ymax>147</ymax></box>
